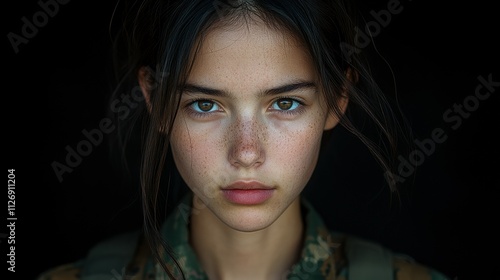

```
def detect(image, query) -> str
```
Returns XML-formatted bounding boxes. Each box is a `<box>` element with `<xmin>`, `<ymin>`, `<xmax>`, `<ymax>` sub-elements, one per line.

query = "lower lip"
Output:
<box><xmin>222</xmin><ymin>189</ymin><xmax>274</xmax><ymax>205</ymax></box>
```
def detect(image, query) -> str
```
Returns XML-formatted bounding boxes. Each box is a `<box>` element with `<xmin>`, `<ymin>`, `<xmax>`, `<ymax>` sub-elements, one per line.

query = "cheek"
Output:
<box><xmin>170</xmin><ymin>119</ymin><xmax>192</xmax><ymax>170</ymax></box>
<box><xmin>268</xmin><ymin>119</ymin><xmax>324</xmax><ymax>184</ymax></box>
<box><xmin>170</xmin><ymin>118</ymin><xmax>224</xmax><ymax>183</ymax></box>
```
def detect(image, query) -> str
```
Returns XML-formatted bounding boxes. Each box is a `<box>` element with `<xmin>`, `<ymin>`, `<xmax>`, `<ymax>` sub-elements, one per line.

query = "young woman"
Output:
<box><xmin>38</xmin><ymin>0</ymin><xmax>450</xmax><ymax>279</ymax></box>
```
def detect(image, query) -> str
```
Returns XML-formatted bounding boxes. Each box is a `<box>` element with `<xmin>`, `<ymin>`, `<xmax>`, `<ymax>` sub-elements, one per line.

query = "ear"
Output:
<box><xmin>323</xmin><ymin>97</ymin><xmax>348</xmax><ymax>130</ymax></box>
<box><xmin>137</xmin><ymin>66</ymin><xmax>152</xmax><ymax>111</ymax></box>
<box><xmin>323</xmin><ymin>68</ymin><xmax>355</xmax><ymax>130</ymax></box>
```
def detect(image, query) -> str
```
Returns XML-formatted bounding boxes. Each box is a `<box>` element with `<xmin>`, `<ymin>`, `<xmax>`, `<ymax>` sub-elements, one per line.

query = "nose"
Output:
<box><xmin>228</xmin><ymin>118</ymin><xmax>266</xmax><ymax>168</ymax></box>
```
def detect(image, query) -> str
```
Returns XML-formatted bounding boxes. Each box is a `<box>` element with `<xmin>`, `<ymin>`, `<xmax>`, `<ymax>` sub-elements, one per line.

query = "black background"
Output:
<box><xmin>3</xmin><ymin>0</ymin><xmax>498</xmax><ymax>279</ymax></box>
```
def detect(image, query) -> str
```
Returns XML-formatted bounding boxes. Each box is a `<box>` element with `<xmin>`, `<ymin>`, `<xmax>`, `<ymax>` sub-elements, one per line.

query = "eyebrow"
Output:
<box><xmin>181</xmin><ymin>81</ymin><xmax>316</xmax><ymax>97</ymax></box>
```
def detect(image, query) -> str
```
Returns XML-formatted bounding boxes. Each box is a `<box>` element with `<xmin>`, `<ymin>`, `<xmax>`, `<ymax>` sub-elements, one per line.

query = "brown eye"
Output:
<box><xmin>194</xmin><ymin>100</ymin><xmax>216</xmax><ymax>112</ymax></box>
<box><xmin>272</xmin><ymin>98</ymin><xmax>300</xmax><ymax>111</ymax></box>
<box><xmin>276</xmin><ymin>99</ymin><xmax>294</xmax><ymax>110</ymax></box>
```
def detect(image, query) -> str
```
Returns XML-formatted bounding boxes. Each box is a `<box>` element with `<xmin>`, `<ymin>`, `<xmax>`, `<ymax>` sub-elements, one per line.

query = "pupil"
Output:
<box><xmin>278</xmin><ymin>99</ymin><xmax>293</xmax><ymax>110</ymax></box>
<box><xmin>198</xmin><ymin>101</ymin><xmax>214</xmax><ymax>111</ymax></box>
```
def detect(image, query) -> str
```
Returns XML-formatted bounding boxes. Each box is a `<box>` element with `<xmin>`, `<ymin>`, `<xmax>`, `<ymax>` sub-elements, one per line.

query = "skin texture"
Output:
<box><xmin>140</xmin><ymin>18</ymin><xmax>346</xmax><ymax>280</ymax></box>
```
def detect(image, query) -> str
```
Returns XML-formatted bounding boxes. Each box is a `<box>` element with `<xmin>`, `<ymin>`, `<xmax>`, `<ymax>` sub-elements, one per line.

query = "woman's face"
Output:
<box><xmin>169</xmin><ymin>21</ymin><xmax>339</xmax><ymax>232</ymax></box>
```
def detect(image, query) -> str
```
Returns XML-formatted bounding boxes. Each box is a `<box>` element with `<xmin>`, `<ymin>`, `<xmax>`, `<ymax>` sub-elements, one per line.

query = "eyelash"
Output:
<box><xmin>184</xmin><ymin>96</ymin><xmax>306</xmax><ymax>118</ymax></box>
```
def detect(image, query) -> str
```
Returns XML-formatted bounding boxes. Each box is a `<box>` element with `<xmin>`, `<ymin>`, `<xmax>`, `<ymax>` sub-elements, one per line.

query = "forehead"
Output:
<box><xmin>187</xmin><ymin>21</ymin><xmax>316</xmax><ymax>89</ymax></box>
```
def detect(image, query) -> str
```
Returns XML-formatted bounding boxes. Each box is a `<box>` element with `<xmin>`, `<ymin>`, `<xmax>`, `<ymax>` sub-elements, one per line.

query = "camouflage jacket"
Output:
<box><xmin>37</xmin><ymin>194</ymin><xmax>450</xmax><ymax>280</ymax></box>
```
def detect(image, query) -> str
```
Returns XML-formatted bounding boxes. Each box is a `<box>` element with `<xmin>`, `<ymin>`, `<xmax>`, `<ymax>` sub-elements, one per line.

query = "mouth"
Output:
<box><xmin>221</xmin><ymin>181</ymin><xmax>275</xmax><ymax>205</ymax></box>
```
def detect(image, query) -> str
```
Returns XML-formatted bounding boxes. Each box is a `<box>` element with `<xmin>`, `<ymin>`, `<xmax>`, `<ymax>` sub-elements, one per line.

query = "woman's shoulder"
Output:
<box><xmin>330</xmin><ymin>231</ymin><xmax>450</xmax><ymax>280</ymax></box>
<box><xmin>302</xmin><ymin>199</ymin><xmax>450</xmax><ymax>279</ymax></box>
<box><xmin>36</xmin><ymin>229</ymin><xmax>145</xmax><ymax>280</ymax></box>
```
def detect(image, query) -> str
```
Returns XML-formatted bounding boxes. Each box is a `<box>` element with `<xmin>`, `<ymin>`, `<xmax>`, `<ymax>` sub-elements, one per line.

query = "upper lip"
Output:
<box><xmin>222</xmin><ymin>180</ymin><xmax>274</xmax><ymax>190</ymax></box>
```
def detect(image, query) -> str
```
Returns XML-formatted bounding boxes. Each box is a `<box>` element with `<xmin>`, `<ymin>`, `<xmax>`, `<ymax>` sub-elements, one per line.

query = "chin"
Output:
<box><xmin>218</xmin><ymin>206</ymin><xmax>280</xmax><ymax>233</ymax></box>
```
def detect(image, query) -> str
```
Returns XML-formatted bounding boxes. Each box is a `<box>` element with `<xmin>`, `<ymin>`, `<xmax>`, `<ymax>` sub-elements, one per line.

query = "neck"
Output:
<box><xmin>190</xmin><ymin>196</ymin><xmax>304</xmax><ymax>280</ymax></box>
